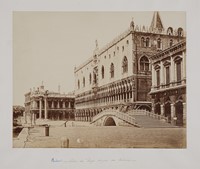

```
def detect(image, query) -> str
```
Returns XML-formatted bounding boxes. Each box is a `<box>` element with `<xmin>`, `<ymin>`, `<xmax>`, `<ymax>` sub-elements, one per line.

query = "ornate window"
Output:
<box><xmin>122</xmin><ymin>46</ymin><xmax>124</xmax><ymax>52</ymax></box>
<box><xmin>101</xmin><ymin>66</ymin><xmax>104</xmax><ymax>79</ymax></box>
<box><xmin>166</xmin><ymin>66</ymin><xmax>170</xmax><ymax>85</ymax></box>
<box><xmin>122</xmin><ymin>56</ymin><xmax>128</xmax><ymax>73</ymax></box>
<box><xmin>110</xmin><ymin>63</ymin><xmax>114</xmax><ymax>78</ymax></box>
<box><xmin>174</xmin><ymin>56</ymin><xmax>182</xmax><ymax>84</ymax></box>
<box><xmin>156</xmin><ymin>70</ymin><xmax>160</xmax><ymax>86</ymax></box>
<box><xmin>176</xmin><ymin>61</ymin><xmax>181</xmax><ymax>83</ymax></box>
<box><xmin>140</xmin><ymin>56</ymin><xmax>149</xmax><ymax>71</ymax></box>
<box><xmin>78</xmin><ymin>80</ymin><xmax>80</xmax><ymax>89</ymax></box>
<box><xmin>157</xmin><ymin>38</ymin><xmax>161</xmax><ymax>49</ymax></box>
<box><xmin>89</xmin><ymin>73</ymin><xmax>92</xmax><ymax>84</ymax></box>
<box><xmin>93</xmin><ymin>72</ymin><xmax>97</xmax><ymax>84</ymax></box>
<box><xmin>141</xmin><ymin>37</ymin><xmax>145</xmax><ymax>47</ymax></box>
<box><xmin>83</xmin><ymin>77</ymin><xmax>85</xmax><ymax>87</ymax></box>
<box><xmin>146</xmin><ymin>37</ymin><xmax>150</xmax><ymax>47</ymax></box>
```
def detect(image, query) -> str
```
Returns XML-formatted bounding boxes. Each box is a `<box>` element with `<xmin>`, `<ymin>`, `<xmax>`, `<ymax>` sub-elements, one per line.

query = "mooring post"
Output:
<box><xmin>61</xmin><ymin>136</ymin><xmax>69</xmax><ymax>148</ymax></box>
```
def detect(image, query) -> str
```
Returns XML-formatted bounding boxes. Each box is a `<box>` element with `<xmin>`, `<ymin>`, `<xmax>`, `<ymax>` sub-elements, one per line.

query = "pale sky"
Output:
<box><xmin>13</xmin><ymin>11</ymin><xmax>186</xmax><ymax>106</ymax></box>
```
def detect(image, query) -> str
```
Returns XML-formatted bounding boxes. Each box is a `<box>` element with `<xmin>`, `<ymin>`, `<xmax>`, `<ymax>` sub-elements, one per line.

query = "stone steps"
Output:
<box><xmin>132</xmin><ymin>115</ymin><xmax>176</xmax><ymax>128</ymax></box>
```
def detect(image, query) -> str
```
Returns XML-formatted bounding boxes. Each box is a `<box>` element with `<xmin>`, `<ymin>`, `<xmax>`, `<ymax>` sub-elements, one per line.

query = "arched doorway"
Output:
<box><xmin>175</xmin><ymin>101</ymin><xmax>183</xmax><ymax>126</ymax></box>
<box><xmin>104</xmin><ymin>117</ymin><xmax>116</xmax><ymax>126</ymax></box>
<box><xmin>165</xmin><ymin>102</ymin><xmax>171</xmax><ymax>123</ymax></box>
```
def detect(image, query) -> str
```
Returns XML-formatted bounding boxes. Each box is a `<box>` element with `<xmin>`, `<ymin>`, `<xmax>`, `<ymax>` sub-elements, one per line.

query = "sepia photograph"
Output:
<box><xmin>13</xmin><ymin>11</ymin><xmax>186</xmax><ymax>148</ymax></box>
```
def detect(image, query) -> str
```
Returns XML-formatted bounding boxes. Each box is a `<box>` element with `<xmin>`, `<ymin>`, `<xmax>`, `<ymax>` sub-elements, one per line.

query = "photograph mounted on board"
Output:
<box><xmin>13</xmin><ymin>11</ymin><xmax>186</xmax><ymax>148</ymax></box>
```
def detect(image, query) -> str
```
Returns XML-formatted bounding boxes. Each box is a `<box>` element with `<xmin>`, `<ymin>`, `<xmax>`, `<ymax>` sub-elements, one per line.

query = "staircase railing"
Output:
<box><xmin>128</xmin><ymin>109</ymin><xmax>168</xmax><ymax>122</ymax></box>
<box><xmin>145</xmin><ymin>111</ymin><xmax>168</xmax><ymax>122</ymax></box>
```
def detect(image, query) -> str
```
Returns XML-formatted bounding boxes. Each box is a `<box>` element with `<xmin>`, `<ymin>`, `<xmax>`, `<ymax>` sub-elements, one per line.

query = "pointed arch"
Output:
<box><xmin>177</xmin><ymin>27</ymin><xmax>184</xmax><ymax>37</ymax></box>
<box><xmin>167</xmin><ymin>27</ymin><xmax>173</xmax><ymax>35</ymax></box>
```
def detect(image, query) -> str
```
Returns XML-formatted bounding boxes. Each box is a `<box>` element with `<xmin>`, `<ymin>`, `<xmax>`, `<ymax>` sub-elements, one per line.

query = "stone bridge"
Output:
<box><xmin>91</xmin><ymin>109</ymin><xmax>140</xmax><ymax>127</ymax></box>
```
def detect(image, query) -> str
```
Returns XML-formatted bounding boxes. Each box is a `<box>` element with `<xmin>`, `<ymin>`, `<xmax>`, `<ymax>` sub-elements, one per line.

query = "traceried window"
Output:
<box><xmin>157</xmin><ymin>38</ymin><xmax>161</xmax><ymax>49</ymax></box>
<box><xmin>110</xmin><ymin>63</ymin><xmax>114</xmax><ymax>78</ymax></box>
<box><xmin>89</xmin><ymin>73</ymin><xmax>92</xmax><ymax>84</ymax></box>
<box><xmin>146</xmin><ymin>37</ymin><xmax>150</xmax><ymax>47</ymax></box>
<box><xmin>101</xmin><ymin>66</ymin><xmax>104</xmax><ymax>79</ymax></box>
<box><xmin>122</xmin><ymin>56</ymin><xmax>128</xmax><ymax>73</ymax></box>
<box><xmin>140</xmin><ymin>56</ymin><xmax>149</xmax><ymax>71</ymax></box>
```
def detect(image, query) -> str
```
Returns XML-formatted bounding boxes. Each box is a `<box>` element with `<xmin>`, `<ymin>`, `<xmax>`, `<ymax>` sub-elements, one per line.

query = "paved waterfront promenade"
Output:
<box><xmin>13</xmin><ymin>121</ymin><xmax>186</xmax><ymax>148</ymax></box>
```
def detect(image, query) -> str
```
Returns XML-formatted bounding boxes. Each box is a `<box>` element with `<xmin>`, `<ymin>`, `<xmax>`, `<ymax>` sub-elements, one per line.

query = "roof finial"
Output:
<box><xmin>130</xmin><ymin>17</ymin><xmax>135</xmax><ymax>29</ymax></box>
<box><xmin>150</xmin><ymin>11</ymin><xmax>164</xmax><ymax>33</ymax></box>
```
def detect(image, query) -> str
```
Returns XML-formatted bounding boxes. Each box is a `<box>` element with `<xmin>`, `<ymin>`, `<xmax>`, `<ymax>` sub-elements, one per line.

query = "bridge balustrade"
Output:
<box><xmin>91</xmin><ymin>109</ymin><xmax>139</xmax><ymax>127</ymax></box>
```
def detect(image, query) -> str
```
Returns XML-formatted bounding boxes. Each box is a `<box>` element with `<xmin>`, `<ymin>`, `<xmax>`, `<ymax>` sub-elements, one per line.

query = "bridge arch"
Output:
<box><xmin>103</xmin><ymin>116</ymin><xmax>116</xmax><ymax>126</ymax></box>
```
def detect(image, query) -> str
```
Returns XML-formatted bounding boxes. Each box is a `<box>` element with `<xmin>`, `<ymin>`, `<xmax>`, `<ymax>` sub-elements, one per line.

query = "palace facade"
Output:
<box><xmin>24</xmin><ymin>85</ymin><xmax>75</xmax><ymax>123</ymax></box>
<box><xmin>74</xmin><ymin>12</ymin><xmax>186</xmax><ymax>122</ymax></box>
<box><xmin>150</xmin><ymin>40</ymin><xmax>186</xmax><ymax>126</ymax></box>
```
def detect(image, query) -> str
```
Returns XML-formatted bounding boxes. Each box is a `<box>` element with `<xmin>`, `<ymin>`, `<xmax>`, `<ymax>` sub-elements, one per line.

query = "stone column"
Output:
<box><xmin>44</xmin><ymin>97</ymin><xmax>48</xmax><ymax>119</ymax></box>
<box><xmin>161</xmin><ymin>104</ymin><xmax>164</xmax><ymax>116</ymax></box>
<box><xmin>39</xmin><ymin>98</ymin><xmax>42</xmax><ymax>119</ymax></box>
<box><xmin>51</xmin><ymin>101</ymin><xmax>54</xmax><ymax>109</ymax></box>
<box><xmin>32</xmin><ymin>112</ymin><xmax>36</xmax><ymax>125</ymax></box>
<box><xmin>174</xmin><ymin>61</ymin><xmax>177</xmax><ymax>83</ymax></box>
<box><xmin>152</xmin><ymin>67</ymin><xmax>155</xmax><ymax>90</ymax></box>
<box><xmin>151</xmin><ymin>99</ymin><xmax>155</xmax><ymax>114</ymax></box>
<box><xmin>171</xmin><ymin>103</ymin><xmax>175</xmax><ymax>125</ymax></box>
<box><xmin>69</xmin><ymin>101</ymin><xmax>71</xmax><ymax>109</ymax></box>
<box><xmin>23</xmin><ymin>111</ymin><xmax>27</xmax><ymax>124</ymax></box>
<box><xmin>57</xmin><ymin>101</ymin><xmax>60</xmax><ymax>109</ymax></box>
<box><xmin>62</xmin><ymin>101</ymin><xmax>66</xmax><ymax>109</ymax></box>
<box><xmin>127</xmin><ymin>92</ymin><xmax>129</xmax><ymax>102</ymax></box>
<box><xmin>183</xmin><ymin>102</ymin><xmax>186</xmax><ymax>127</ymax></box>
<box><xmin>132</xmin><ymin>90</ymin><xmax>135</xmax><ymax>102</ymax></box>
